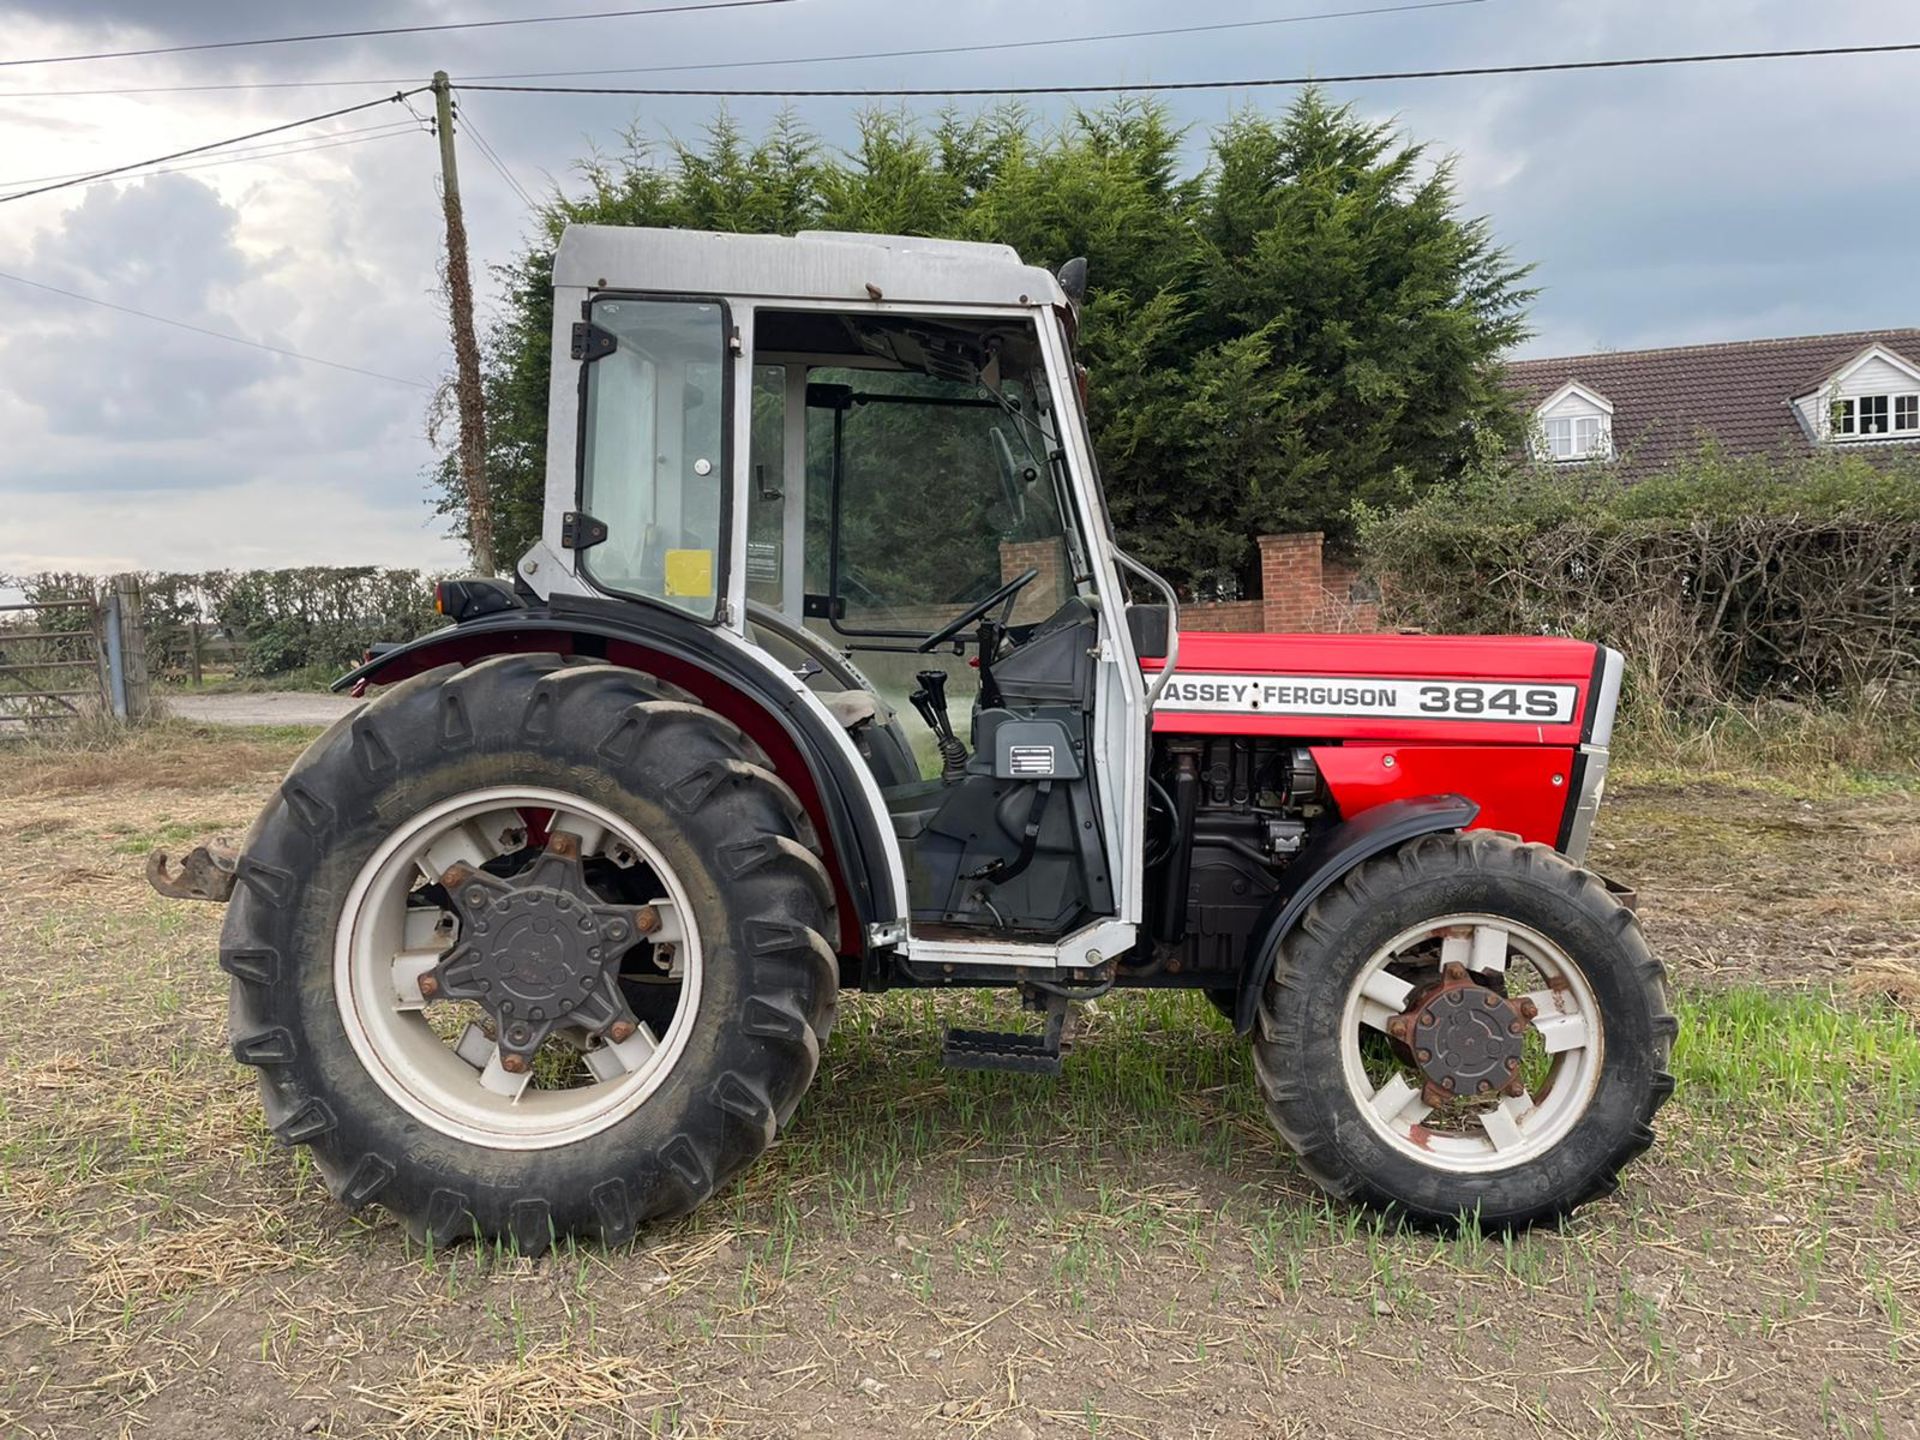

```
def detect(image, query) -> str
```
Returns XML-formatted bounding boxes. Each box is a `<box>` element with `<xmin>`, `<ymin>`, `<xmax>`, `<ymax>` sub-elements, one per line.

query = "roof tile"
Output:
<box><xmin>1504</xmin><ymin>328</ymin><xmax>1920</xmax><ymax>474</ymax></box>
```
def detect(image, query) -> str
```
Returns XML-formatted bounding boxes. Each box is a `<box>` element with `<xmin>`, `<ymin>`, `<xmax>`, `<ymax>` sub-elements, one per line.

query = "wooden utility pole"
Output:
<box><xmin>432</xmin><ymin>71</ymin><xmax>495</xmax><ymax>574</ymax></box>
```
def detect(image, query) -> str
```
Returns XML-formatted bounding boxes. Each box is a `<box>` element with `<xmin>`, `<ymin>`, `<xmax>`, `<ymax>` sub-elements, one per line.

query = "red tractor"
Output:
<box><xmin>166</xmin><ymin>229</ymin><xmax>1672</xmax><ymax>1250</ymax></box>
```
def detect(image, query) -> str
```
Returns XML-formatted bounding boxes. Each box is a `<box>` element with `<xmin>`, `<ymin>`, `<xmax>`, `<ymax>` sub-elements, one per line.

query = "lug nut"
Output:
<box><xmin>1504</xmin><ymin>1075</ymin><xmax>1527</xmax><ymax>1098</ymax></box>
<box><xmin>1508</xmin><ymin>1019</ymin><xmax>1525</xmax><ymax>1035</ymax></box>
<box><xmin>1518</xmin><ymin>998</ymin><xmax>1539</xmax><ymax>1020</ymax></box>
<box><xmin>417</xmin><ymin>974</ymin><xmax>440</xmax><ymax>999</ymax></box>
<box><xmin>1477</xmin><ymin>1080</ymin><xmax>1493</xmax><ymax>1094</ymax></box>
<box><xmin>1418</xmin><ymin>1011</ymin><xmax>1435</xmax><ymax>1027</ymax></box>
<box><xmin>634</xmin><ymin>905</ymin><xmax>661</xmax><ymax>935</ymax></box>
<box><xmin>1416</xmin><ymin>1048</ymin><xmax>1432</xmax><ymax>1063</ymax></box>
<box><xmin>547</xmin><ymin>832</ymin><xmax>580</xmax><ymax>860</ymax></box>
<box><xmin>500</xmin><ymin>1053</ymin><xmax>528</xmax><ymax>1074</ymax></box>
<box><xmin>1506</xmin><ymin>1055</ymin><xmax>1521</xmax><ymax>1071</ymax></box>
<box><xmin>609</xmin><ymin>1020</ymin><xmax>637</xmax><ymax>1043</ymax></box>
<box><xmin>1483</xmin><ymin>992</ymin><xmax>1500</xmax><ymax>1008</ymax></box>
<box><xmin>1386</xmin><ymin>1016</ymin><xmax>1409</xmax><ymax>1040</ymax></box>
<box><xmin>464</xmin><ymin>886</ymin><xmax>489</xmax><ymax>908</ymax></box>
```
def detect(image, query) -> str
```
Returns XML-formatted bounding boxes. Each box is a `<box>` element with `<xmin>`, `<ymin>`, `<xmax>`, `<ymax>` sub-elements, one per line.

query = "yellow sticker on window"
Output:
<box><xmin>664</xmin><ymin>548</ymin><xmax>714</xmax><ymax>598</ymax></box>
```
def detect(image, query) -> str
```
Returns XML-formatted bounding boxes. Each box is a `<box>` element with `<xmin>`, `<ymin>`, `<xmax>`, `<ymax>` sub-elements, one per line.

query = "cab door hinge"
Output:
<box><xmin>560</xmin><ymin>511</ymin><xmax>608</xmax><ymax>550</ymax></box>
<box><xmin>570</xmin><ymin>321</ymin><xmax>617</xmax><ymax>362</ymax></box>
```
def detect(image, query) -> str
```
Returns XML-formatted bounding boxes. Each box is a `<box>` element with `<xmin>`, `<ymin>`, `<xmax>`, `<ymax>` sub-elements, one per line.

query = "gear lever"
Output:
<box><xmin>909</xmin><ymin>669</ymin><xmax>968</xmax><ymax>784</ymax></box>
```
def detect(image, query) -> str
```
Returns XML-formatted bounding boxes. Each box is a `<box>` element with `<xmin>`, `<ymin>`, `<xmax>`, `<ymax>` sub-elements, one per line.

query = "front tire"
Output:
<box><xmin>220</xmin><ymin>654</ymin><xmax>838</xmax><ymax>1252</ymax></box>
<box><xmin>1253</xmin><ymin>831</ymin><xmax>1674</xmax><ymax>1228</ymax></box>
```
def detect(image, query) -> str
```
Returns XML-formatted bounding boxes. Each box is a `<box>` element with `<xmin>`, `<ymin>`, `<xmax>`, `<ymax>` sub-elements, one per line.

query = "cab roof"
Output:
<box><xmin>552</xmin><ymin>225</ymin><xmax>1067</xmax><ymax>310</ymax></box>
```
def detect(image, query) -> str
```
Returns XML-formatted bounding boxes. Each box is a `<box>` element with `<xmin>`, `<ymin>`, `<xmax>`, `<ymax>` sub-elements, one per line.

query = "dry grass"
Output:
<box><xmin>355</xmin><ymin>1349</ymin><xmax>677</xmax><ymax>1440</ymax></box>
<box><xmin>0</xmin><ymin>726</ymin><xmax>1916</xmax><ymax>1439</ymax></box>
<box><xmin>0</xmin><ymin>718</ymin><xmax>316</xmax><ymax>800</ymax></box>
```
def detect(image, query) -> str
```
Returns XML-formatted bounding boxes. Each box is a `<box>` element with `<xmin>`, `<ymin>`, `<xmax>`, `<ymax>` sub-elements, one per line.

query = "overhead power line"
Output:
<box><xmin>0</xmin><ymin>118</ymin><xmax>423</xmax><ymax>189</ymax></box>
<box><xmin>451</xmin><ymin>0</ymin><xmax>1487</xmax><ymax>85</ymax></box>
<box><xmin>0</xmin><ymin>89</ymin><xmax>428</xmax><ymax>204</ymax></box>
<box><xmin>0</xmin><ymin>0</ymin><xmax>1486</xmax><ymax>98</ymax></box>
<box><xmin>0</xmin><ymin>271</ymin><xmax>435</xmax><ymax>389</ymax></box>
<box><xmin>460</xmin><ymin>39</ymin><xmax>1920</xmax><ymax>98</ymax></box>
<box><xmin>0</xmin><ymin>0</ymin><xmax>797</xmax><ymax>69</ymax></box>
<box><xmin>0</xmin><ymin>129</ymin><xmax>426</xmax><ymax>201</ymax></box>
<box><xmin>454</xmin><ymin>101</ymin><xmax>540</xmax><ymax>211</ymax></box>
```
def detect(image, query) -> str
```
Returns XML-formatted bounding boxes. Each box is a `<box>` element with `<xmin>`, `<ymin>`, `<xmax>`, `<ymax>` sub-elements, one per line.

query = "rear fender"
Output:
<box><xmin>1232</xmin><ymin>794</ymin><xmax>1479</xmax><ymax>1034</ymax></box>
<box><xmin>333</xmin><ymin>598</ymin><xmax>906</xmax><ymax>964</ymax></box>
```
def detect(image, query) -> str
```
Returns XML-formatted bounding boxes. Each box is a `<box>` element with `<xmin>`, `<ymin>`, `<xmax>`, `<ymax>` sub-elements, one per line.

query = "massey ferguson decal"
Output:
<box><xmin>1156</xmin><ymin>673</ymin><xmax>1579</xmax><ymax>723</ymax></box>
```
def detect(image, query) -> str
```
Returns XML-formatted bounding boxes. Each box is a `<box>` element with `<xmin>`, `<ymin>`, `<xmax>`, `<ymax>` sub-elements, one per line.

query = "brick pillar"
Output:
<box><xmin>998</xmin><ymin>538</ymin><xmax>1066</xmax><ymax>625</ymax></box>
<box><xmin>1257</xmin><ymin>532</ymin><xmax>1324</xmax><ymax>634</ymax></box>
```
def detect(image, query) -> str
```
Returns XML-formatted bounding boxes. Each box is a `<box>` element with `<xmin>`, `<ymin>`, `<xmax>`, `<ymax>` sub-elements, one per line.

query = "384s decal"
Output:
<box><xmin>1155</xmin><ymin>673</ymin><xmax>1579</xmax><ymax>723</ymax></box>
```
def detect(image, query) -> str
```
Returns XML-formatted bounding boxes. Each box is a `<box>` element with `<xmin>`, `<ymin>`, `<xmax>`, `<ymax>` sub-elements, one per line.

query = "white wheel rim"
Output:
<box><xmin>1338</xmin><ymin>913</ymin><xmax>1604</xmax><ymax>1175</ymax></box>
<box><xmin>335</xmin><ymin>785</ymin><xmax>703</xmax><ymax>1150</ymax></box>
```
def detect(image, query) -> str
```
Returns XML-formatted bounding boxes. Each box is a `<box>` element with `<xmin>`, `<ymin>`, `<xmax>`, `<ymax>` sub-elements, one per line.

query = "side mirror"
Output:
<box><xmin>1056</xmin><ymin>256</ymin><xmax>1088</xmax><ymax>307</ymax></box>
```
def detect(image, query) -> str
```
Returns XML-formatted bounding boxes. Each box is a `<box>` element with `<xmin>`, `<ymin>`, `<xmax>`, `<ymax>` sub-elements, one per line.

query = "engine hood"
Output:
<box><xmin>1147</xmin><ymin>630</ymin><xmax>1614</xmax><ymax>748</ymax></box>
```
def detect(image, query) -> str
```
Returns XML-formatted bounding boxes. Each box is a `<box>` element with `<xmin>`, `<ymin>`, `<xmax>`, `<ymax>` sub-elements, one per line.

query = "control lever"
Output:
<box><xmin>909</xmin><ymin>668</ymin><xmax>969</xmax><ymax>784</ymax></box>
<box><xmin>975</xmin><ymin>618</ymin><xmax>1005</xmax><ymax>709</ymax></box>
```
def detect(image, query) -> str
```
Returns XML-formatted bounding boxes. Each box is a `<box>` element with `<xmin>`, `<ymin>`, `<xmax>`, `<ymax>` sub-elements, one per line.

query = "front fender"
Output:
<box><xmin>1233</xmin><ymin>794</ymin><xmax>1479</xmax><ymax>1034</ymax></box>
<box><xmin>330</xmin><ymin>596</ymin><xmax>905</xmax><ymax>966</ymax></box>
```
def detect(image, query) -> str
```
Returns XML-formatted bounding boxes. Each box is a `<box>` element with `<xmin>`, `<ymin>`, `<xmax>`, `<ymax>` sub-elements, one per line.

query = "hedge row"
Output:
<box><xmin>1357</xmin><ymin>447</ymin><xmax>1920</xmax><ymax>712</ymax></box>
<box><xmin>5</xmin><ymin>568</ymin><xmax>442</xmax><ymax>678</ymax></box>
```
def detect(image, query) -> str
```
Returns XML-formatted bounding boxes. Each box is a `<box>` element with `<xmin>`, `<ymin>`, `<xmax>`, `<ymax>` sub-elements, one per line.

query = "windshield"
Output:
<box><xmin>577</xmin><ymin>297</ymin><xmax>729</xmax><ymax>619</ymax></box>
<box><xmin>806</xmin><ymin>361</ymin><xmax>1073</xmax><ymax>640</ymax></box>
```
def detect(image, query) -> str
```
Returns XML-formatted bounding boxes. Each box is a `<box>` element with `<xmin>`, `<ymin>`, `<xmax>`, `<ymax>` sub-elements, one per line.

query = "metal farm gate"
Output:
<box><xmin>0</xmin><ymin>578</ymin><xmax>152</xmax><ymax>729</ymax></box>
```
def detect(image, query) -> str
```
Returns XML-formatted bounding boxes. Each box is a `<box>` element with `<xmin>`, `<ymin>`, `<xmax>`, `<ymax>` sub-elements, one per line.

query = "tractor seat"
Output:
<box><xmin>817</xmin><ymin>688</ymin><xmax>881</xmax><ymax>730</ymax></box>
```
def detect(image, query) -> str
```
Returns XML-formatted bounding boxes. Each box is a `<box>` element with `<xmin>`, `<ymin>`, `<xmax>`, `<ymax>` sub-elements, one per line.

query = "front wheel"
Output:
<box><xmin>221</xmin><ymin>654</ymin><xmax>839</xmax><ymax>1252</ymax></box>
<box><xmin>1253</xmin><ymin>831</ymin><xmax>1675</xmax><ymax>1228</ymax></box>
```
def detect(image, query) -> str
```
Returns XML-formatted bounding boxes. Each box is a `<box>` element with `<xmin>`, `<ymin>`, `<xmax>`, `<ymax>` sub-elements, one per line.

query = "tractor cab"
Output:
<box><xmin>518</xmin><ymin>227</ymin><xmax>1166</xmax><ymax>972</ymax></box>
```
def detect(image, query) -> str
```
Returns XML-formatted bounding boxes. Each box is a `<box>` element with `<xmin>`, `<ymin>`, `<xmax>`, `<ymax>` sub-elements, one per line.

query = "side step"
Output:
<box><xmin>941</xmin><ymin>1002</ymin><xmax>1067</xmax><ymax>1075</ymax></box>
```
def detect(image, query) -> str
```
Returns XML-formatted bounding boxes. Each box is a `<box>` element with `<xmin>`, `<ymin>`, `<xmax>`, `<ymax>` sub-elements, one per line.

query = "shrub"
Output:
<box><xmin>1357</xmin><ymin>445</ymin><xmax>1920</xmax><ymax>718</ymax></box>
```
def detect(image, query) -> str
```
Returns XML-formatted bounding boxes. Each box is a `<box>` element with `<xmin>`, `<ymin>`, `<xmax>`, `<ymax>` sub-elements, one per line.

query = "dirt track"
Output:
<box><xmin>165</xmin><ymin>691</ymin><xmax>361</xmax><ymax>727</ymax></box>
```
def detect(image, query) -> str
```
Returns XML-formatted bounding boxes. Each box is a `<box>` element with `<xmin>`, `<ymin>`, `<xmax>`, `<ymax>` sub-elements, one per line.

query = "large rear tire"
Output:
<box><xmin>220</xmin><ymin>654</ymin><xmax>838</xmax><ymax>1252</ymax></box>
<box><xmin>1253</xmin><ymin>831</ymin><xmax>1674</xmax><ymax>1229</ymax></box>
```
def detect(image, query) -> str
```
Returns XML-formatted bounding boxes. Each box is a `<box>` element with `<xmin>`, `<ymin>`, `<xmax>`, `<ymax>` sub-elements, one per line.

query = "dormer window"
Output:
<box><xmin>1531</xmin><ymin>380</ymin><xmax>1615</xmax><ymax>463</ymax></box>
<box><xmin>1801</xmin><ymin>344</ymin><xmax>1920</xmax><ymax>445</ymax></box>
<box><xmin>1831</xmin><ymin>392</ymin><xmax>1919</xmax><ymax>438</ymax></box>
<box><xmin>1545</xmin><ymin>414</ymin><xmax>1608</xmax><ymax>460</ymax></box>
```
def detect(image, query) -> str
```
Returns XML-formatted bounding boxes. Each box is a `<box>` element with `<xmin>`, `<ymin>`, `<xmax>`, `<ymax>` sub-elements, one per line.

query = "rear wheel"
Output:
<box><xmin>1253</xmin><ymin>831</ymin><xmax>1674</xmax><ymax>1228</ymax></box>
<box><xmin>221</xmin><ymin>654</ymin><xmax>838</xmax><ymax>1251</ymax></box>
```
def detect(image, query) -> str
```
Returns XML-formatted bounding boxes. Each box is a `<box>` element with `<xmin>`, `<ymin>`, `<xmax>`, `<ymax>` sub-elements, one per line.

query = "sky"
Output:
<box><xmin>0</xmin><ymin>0</ymin><xmax>1916</xmax><ymax>577</ymax></box>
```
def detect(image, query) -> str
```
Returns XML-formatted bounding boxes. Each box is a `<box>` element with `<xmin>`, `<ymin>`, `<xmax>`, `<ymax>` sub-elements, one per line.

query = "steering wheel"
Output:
<box><xmin>916</xmin><ymin>567</ymin><xmax>1040</xmax><ymax>654</ymax></box>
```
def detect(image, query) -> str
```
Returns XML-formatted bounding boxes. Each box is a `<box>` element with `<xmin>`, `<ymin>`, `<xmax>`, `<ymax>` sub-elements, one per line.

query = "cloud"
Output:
<box><xmin>2</xmin><ymin>0</ymin><xmax>1919</xmax><ymax>576</ymax></box>
<box><xmin>2</xmin><ymin>175</ymin><xmax>279</xmax><ymax>437</ymax></box>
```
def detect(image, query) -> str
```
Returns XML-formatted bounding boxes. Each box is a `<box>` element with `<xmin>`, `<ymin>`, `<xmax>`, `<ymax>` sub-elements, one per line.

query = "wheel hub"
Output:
<box><xmin>432</xmin><ymin>832</ymin><xmax>653</xmax><ymax>1070</ymax></box>
<box><xmin>1387</xmin><ymin>962</ymin><xmax>1528</xmax><ymax>1101</ymax></box>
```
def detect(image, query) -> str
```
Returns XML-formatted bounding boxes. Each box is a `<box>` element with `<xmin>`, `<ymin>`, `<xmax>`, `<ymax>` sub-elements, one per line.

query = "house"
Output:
<box><xmin>1504</xmin><ymin>328</ymin><xmax>1920</xmax><ymax>474</ymax></box>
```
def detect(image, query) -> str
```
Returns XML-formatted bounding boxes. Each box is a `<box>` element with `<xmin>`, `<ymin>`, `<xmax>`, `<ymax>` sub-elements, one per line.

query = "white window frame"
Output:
<box><xmin>1539</xmin><ymin>410</ymin><xmax>1611</xmax><ymax>463</ymax></box>
<box><xmin>1830</xmin><ymin>390</ymin><xmax>1920</xmax><ymax>441</ymax></box>
<box><xmin>1531</xmin><ymin>381</ymin><xmax>1615</xmax><ymax>464</ymax></box>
